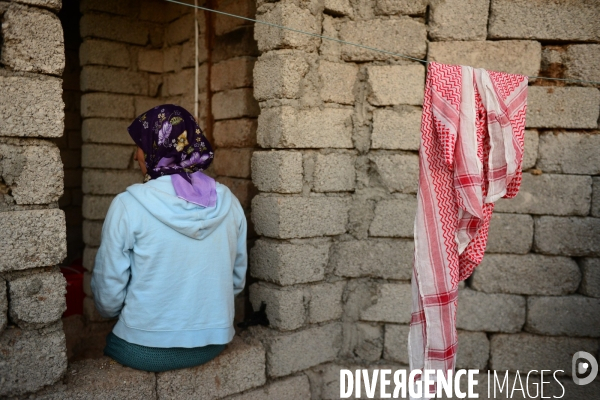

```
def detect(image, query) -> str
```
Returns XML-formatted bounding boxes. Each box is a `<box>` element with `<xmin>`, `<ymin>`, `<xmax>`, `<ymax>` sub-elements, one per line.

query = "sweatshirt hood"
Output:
<box><xmin>126</xmin><ymin>176</ymin><xmax>233</xmax><ymax>240</ymax></box>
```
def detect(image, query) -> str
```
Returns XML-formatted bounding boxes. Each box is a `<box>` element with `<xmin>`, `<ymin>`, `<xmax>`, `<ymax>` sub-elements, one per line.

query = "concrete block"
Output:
<box><xmin>83</xmin><ymin>246</ymin><xmax>98</xmax><ymax>272</ymax></box>
<box><xmin>81</xmin><ymin>144</ymin><xmax>134</xmax><ymax>169</ymax></box>
<box><xmin>526</xmin><ymin>86</ymin><xmax>600</xmax><ymax>129</ymax></box>
<box><xmin>213</xmin><ymin>26</ymin><xmax>259</xmax><ymax>63</ymax></box>
<box><xmin>369</xmin><ymin>196</ymin><xmax>417</xmax><ymax>238</ymax></box>
<box><xmin>522</xmin><ymin>129</ymin><xmax>539</xmax><ymax>170</ymax></box>
<box><xmin>346</xmin><ymin>322</ymin><xmax>384</xmax><ymax>362</ymax></box>
<box><xmin>157</xmin><ymin>335</ymin><xmax>265</xmax><ymax>398</ymax></box>
<box><xmin>249</xmin><ymin>282</ymin><xmax>306</xmax><ymax>331</ymax></box>
<box><xmin>80</xmin><ymin>13</ymin><xmax>149</xmax><ymax>45</ymax></box>
<box><xmin>79</xmin><ymin>39</ymin><xmax>130</xmax><ymax>68</ymax></box>
<box><xmin>320</xmin><ymin>16</ymin><xmax>341</xmax><ymax>60</ymax></box>
<box><xmin>137</xmin><ymin>48</ymin><xmax>163</xmax><ymax>73</ymax></box>
<box><xmin>0</xmin><ymin>328</ymin><xmax>67</xmax><ymax>397</ymax></box>
<box><xmin>164</xmin><ymin>67</ymin><xmax>199</xmax><ymax>96</ymax></box>
<box><xmin>0</xmin><ymin>279</ymin><xmax>6</xmax><ymax>332</ymax></box>
<box><xmin>383</xmin><ymin>324</ymin><xmax>409</xmax><ymax>364</ymax></box>
<box><xmin>164</xmin><ymin>13</ymin><xmax>194</xmax><ymax>45</ymax></box>
<box><xmin>0</xmin><ymin>209</ymin><xmax>66</xmax><ymax>272</ymax></box>
<box><xmin>565</xmin><ymin>44</ymin><xmax>600</xmax><ymax>85</ymax></box>
<box><xmin>226</xmin><ymin>375</ymin><xmax>311</xmax><ymax>400</ymax></box>
<box><xmin>324</xmin><ymin>0</ymin><xmax>353</xmax><ymax>17</ymax></box>
<box><xmin>212</xmin><ymin>57</ymin><xmax>255</xmax><ymax>92</ymax></box>
<box><xmin>313</xmin><ymin>153</ymin><xmax>356</xmax><ymax>192</ymax></box>
<box><xmin>526</xmin><ymin>295</ymin><xmax>600</xmax><ymax>337</ymax></box>
<box><xmin>82</xmin><ymin>195</ymin><xmax>114</xmax><ymax>221</ymax></box>
<box><xmin>371</xmin><ymin>106</ymin><xmax>421</xmax><ymax>151</ymax></box>
<box><xmin>370</xmin><ymin>153</ymin><xmax>419</xmax><ymax>194</ymax></box>
<box><xmin>0</xmin><ymin>73</ymin><xmax>64</xmax><ymax>138</ymax></box>
<box><xmin>252</xmin><ymin>195</ymin><xmax>350</xmax><ymax>239</ymax></box>
<box><xmin>212</xmin><ymin>88</ymin><xmax>260</xmax><ymax>120</ymax></box>
<box><xmin>250</xmin><ymin>239</ymin><xmax>329</xmax><ymax>286</ymax></box>
<box><xmin>429</xmin><ymin>40</ymin><xmax>541</xmax><ymax>77</ymax></box>
<box><xmin>13</xmin><ymin>0</ymin><xmax>61</xmax><ymax>10</ymax></box>
<box><xmin>429</xmin><ymin>0</ymin><xmax>489</xmax><ymax>40</ymax></box>
<box><xmin>456</xmin><ymin>331</ymin><xmax>490</xmax><ymax>370</ymax></box>
<box><xmin>0</xmin><ymin>141</ymin><xmax>63</xmax><ymax>205</ymax></box>
<box><xmin>251</xmin><ymin>151</ymin><xmax>303</xmax><ymax>193</ymax></box>
<box><xmin>82</xmin><ymin>169</ymin><xmax>141</xmax><ymax>195</ymax></box>
<box><xmin>360</xmin><ymin>282</ymin><xmax>412</xmax><ymax>323</ymax></box>
<box><xmin>213</xmin><ymin>148</ymin><xmax>253</xmax><ymax>178</ymax></box>
<box><xmin>490</xmin><ymin>334</ymin><xmax>598</xmax><ymax>375</ymax></box>
<box><xmin>339</xmin><ymin>18</ymin><xmax>426</xmax><ymax>61</ymax></box>
<box><xmin>375</xmin><ymin>0</ymin><xmax>427</xmax><ymax>15</ymax></box>
<box><xmin>538</xmin><ymin>131</ymin><xmax>600</xmax><ymax>175</ymax></box>
<box><xmin>83</xmin><ymin>220</ymin><xmax>103</xmax><ymax>247</ymax></box>
<box><xmin>457</xmin><ymin>289</ymin><xmax>525</xmax><ymax>333</ymax></box>
<box><xmin>494</xmin><ymin>173</ymin><xmax>591</xmax><ymax>216</ymax></box>
<box><xmin>257</xmin><ymin>106</ymin><xmax>354</xmax><ymax>149</ymax></box>
<box><xmin>214</xmin><ymin>118</ymin><xmax>257</xmax><ymax>148</ymax></box>
<box><xmin>1</xmin><ymin>4</ymin><xmax>64</xmax><ymax>75</ymax></box>
<box><xmin>308</xmin><ymin>281</ymin><xmax>345</xmax><ymax>324</ymax></box>
<box><xmin>135</xmin><ymin>96</ymin><xmax>167</xmax><ymax>118</ymax></box>
<box><xmin>367</xmin><ymin>64</ymin><xmax>425</xmax><ymax>106</ymax></box>
<box><xmin>489</xmin><ymin>0</ymin><xmax>600</xmax><ymax>41</ymax></box>
<box><xmin>486</xmin><ymin>213</ymin><xmax>533</xmax><ymax>254</ymax></box>
<box><xmin>214</xmin><ymin>0</ymin><xmax>255</xmax><ymax>36</ymax></box>
<box><xmin>255</xmin><ymin>3</ymin><xmax>319</xmax><ymax>52</ymax></box>
<box><xmin>319</xmin><ymin>61</ymin><xmax>358</xmax><ymax>105</ymax></box>
<box><xmin>36</xmin><ymin>356</ymin><xmax>156</xmax><ymax>400</ymax></box>
<box><xmin>472</xmin><ymin>254</ymin><xmax>581</xmax><ymax>295</ymax></box>
<box><xmin>81</xmin><ymin>93</ymin><xmax>135</xmax><ymax>119</ymax></box>
<box><xmin>8</xmin><ymin>270</ymin><xmax>66</xmax><ymax>329</ymax></box>
<box><xmin>262</xmin><ymin>323</ymin><xmax>342</xmax><ymax>377</ymax></box>
<box><xmin>82</xmin><ymin>118</ymin><xmax>133</xmax><ymax>144</ymax></box>
<box><xmin>215</xmin><ymin>177</ymin><xmax>256</xmax><ymax>210</ymax></box>
<box><xmin>590</xmin><ymin>176</ymin><xmax>600</xmax><ymax>217</ymax></box>
<box><xmin>253</xmin><ymin>51</ymin><xmax>309</xmax><ymax>101</ymax></box>
<box><xmin>163</xmin><ymin>44</ymin><xmax>182</xmax><ymax>72</ymax></box>
<box><xmin>331</xmin><ymin>239</ymin><xmax>413</xmax><ymax>280</ymax></box>
<box><xmin>534</xmin><ymin>216</ymin><xmax>600</xmax><ymax>257</ymax></box>
<box><xmin>580</xmin><ymin>258</ymin><xmax>600</xmax><ymax>298</ymax></box>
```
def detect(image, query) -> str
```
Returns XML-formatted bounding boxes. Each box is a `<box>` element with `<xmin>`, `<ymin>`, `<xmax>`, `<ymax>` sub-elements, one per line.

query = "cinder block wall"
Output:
<box><xmin>249</xmin><ymin>0</ymin><xmax>600</xmax><ymax>397</ymax></box>
<box><xmin>0</xmin><ymin>0</ymin><xmax>69</xmax><ymax>396</ymax></box>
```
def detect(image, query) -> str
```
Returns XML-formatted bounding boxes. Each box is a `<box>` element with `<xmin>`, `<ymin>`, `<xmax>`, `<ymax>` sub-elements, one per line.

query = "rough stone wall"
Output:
<box><xmin>0</xmin><ymin>0</ymin><xmax>68</xmax><ymax>396</ymax></box>
<box><xmin>249</xmin><ymin>0</ymin><xmax>600</xmax><ymax>397</ymax></box>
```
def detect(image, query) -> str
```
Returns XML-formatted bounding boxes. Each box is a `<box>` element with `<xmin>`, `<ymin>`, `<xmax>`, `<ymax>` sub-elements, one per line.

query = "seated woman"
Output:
<box><xmin>91</xmin><ymin>105</ymin><xmax>247</xmax><ymax>372</ymax></box>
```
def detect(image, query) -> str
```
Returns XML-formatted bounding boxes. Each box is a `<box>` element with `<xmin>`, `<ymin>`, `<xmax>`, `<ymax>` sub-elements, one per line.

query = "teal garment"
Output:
<box><xmin>104</xmin><ymin>332</ymin><xmax>225</xmax><ymax>373</ymax></box>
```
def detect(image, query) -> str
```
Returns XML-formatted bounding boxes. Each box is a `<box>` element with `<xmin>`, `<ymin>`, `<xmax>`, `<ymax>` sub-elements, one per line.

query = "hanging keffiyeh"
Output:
<box><xmin>409</xmin><ymin>62</ymin><xmax>527</xmax><ymax>396</ymax></box>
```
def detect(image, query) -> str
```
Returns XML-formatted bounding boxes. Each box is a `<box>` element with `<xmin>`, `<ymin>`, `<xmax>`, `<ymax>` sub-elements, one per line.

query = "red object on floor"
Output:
<box><xmin>61</xmin><ymin>259</ymin><xmax>85</xmax><ymax>317</ymax></box>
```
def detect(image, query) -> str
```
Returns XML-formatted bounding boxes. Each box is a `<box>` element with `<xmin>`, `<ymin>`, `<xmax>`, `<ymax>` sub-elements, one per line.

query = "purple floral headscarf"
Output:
<box><xmin>128</xmin><ymin>105</ymin><xmax>216</xmax><ymax>207</ymax></box>
<box><xmin>128</xmin><ymin>104</ymin><xmax>214</xmax><ymax>181</ymax></box>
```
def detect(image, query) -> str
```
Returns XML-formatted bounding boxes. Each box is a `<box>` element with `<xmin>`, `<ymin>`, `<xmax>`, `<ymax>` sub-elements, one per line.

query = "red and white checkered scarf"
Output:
<box><xmin>409</xmin><ymin>62</ymin><xmax>527</xmax><ymax>396</ymax></box>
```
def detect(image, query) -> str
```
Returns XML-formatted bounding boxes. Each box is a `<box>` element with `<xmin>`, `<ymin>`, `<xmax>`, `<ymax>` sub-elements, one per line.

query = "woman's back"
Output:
<box><xmin>92</xmin><ymin>177</ymin><xmax>247</xmax><ymax>348</ymax></box>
